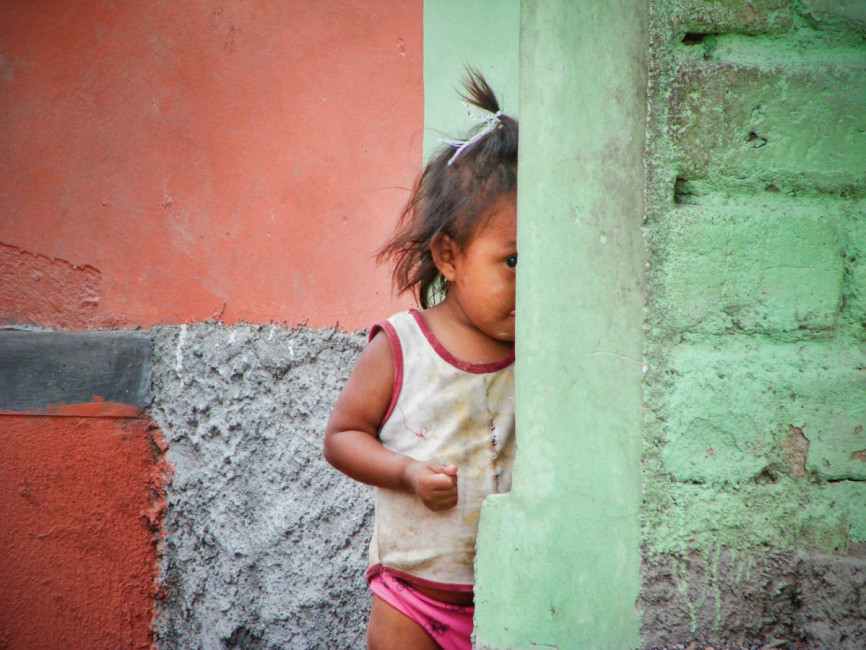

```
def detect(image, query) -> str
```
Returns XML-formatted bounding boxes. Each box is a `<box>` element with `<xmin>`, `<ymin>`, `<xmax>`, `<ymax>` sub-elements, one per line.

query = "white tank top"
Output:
<box><xmin>366</xmin><ymin>309</ymin><xmax>516</xmax><ymax>591</ymax></box>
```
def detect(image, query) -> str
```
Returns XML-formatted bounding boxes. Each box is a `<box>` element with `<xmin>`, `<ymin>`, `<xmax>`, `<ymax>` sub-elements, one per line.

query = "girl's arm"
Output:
<box><xmin>323</xmin><ymin>331</ymin><xmax>458</xmax><ymax>511</ymax></box>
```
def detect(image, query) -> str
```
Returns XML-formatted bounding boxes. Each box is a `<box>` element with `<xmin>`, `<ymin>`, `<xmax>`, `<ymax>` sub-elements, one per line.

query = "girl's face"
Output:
<box><xmin>446</xmin><ymin>194</ymin><xmax>517</xmax><ymax>343</ymax></box>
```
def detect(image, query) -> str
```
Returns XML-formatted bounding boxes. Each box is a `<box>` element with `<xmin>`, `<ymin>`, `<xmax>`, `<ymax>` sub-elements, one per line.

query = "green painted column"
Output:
<box><xmin>474</xmin><ymin>1</ymin><xmax>648</xmax><ymax>648</ymax></box>
<box><xmin>423</xmin><ymin>0</ymin><xmax>520</xmax><ymax>158</ymax></box>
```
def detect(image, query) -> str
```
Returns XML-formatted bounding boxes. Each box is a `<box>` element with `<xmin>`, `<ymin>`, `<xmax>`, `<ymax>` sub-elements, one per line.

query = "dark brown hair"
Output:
<box><xmin>377</xmin><ymin>68</ymin><xmax>518</xmax><ymax>308</ymax></box>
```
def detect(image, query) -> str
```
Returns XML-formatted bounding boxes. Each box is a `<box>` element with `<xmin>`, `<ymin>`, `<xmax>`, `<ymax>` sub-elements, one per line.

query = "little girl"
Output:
<box><xmin>324</xmin><ymin>69</ymin><xmax>518</xmax><ymax>650</ymax></box>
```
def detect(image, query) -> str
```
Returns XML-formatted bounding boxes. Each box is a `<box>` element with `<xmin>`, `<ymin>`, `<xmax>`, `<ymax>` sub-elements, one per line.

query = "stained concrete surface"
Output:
<box><xmin>148</xmin><ymin>323</ymin><xmax>371</xmax><ymax>649</ymax></box>
<box><xmin>641</xmin><ymin>548</ymin><xmax>866</xmax><ymax>649</ymax></box>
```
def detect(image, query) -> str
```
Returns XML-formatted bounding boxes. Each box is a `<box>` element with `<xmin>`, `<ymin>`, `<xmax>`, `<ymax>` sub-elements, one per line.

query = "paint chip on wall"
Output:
<box><xmin>0</xmin><ymin>243</ymin><xmax>102</xmax><ymax>330</ymax></box>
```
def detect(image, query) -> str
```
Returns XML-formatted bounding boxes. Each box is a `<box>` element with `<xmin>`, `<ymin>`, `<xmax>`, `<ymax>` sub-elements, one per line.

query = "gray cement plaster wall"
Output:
<box><xmin>640</xmin><ymin>548</ymin><xmax>866</xmax><ymax>649</ymax></box>
<box><xmin>148</xmin><ymin>323</ymin><xmax>371</xmax><ymax>649</ymax></box>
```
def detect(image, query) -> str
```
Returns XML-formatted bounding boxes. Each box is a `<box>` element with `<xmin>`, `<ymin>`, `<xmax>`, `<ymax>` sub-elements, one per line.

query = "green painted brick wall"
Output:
<box><xmin>658</xmin><ymin>342</ymin><xmax>866</xmax><ymax>482</ymax></box>
<box><xmin>641</xmin><ymin>6</ymin><xmax>865</xmax><ymax>643</ymax></box>
<box><xmin>644</xmin><ymin>0</ymin><xmax>866</xmax><ymax>562</ymax></box>
<box><xmin>670</xmin><ymin>62</ymin><xmax>866</xmax><ymax>189</ymax></box>
<box><xmin>671</xmin><ymin>0</ymin><xmax>795</xmax><ymax>34</ymax></box>
<box><xmin>655</xmin><ymin>195</ymin><xmax>845</xmax><ymax>334</ymax></box>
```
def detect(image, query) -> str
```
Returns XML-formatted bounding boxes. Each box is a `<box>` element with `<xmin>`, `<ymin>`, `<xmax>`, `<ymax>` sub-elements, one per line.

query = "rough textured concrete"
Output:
<box><xmin>643</xmin><ymin>0</ymin><xmax>866</xmax><ymax>647</ymax></box>
<box><xmin>640</xmin><ymin>550</ymin><xmax>801</xmax><ymax>646</ymax></box>
<box><xmin>641</xmin><ymin>548</ymin><xmax>866</xmax><ymax>648</ymax></box>
<box><xmin>795</xmin><ymin>550</ymin><xmax>866</xmax><ymax>648</ymax></box>
<box><xmin>148</xmin><ymin>323</ymin><xmax>371</xmax><ymax>649</ymax></box>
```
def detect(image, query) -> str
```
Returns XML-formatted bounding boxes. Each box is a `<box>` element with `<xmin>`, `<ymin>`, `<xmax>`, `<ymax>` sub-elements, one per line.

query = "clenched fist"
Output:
<box><xmin>402</xmin><ymin>461</ymin><xmax>459</xmax><ymax>511</ymax></box>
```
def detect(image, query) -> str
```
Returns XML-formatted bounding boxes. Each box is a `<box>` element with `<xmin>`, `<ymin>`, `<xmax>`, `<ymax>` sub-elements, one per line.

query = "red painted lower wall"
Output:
<box><xmin>0</xmin><ymin>413</ymin><xmax>169</xmax><ymax>649</ymax></box>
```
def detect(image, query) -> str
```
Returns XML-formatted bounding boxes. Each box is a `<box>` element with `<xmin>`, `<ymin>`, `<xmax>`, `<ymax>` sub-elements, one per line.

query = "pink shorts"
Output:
<box><xmin>369</xmin><ymin>572</ymin><xmax>474</xmax><ymax>650</ymax></box>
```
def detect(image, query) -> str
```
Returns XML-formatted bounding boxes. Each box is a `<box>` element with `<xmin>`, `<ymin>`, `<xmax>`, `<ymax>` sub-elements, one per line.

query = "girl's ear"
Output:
<box><xmin>431</xmin><ymin>234</ymin><xmax>459</xmax><ymax>282</ymax></box>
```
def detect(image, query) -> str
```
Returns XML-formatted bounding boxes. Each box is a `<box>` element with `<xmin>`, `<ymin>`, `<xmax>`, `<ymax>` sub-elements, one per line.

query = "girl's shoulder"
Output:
<box><xmin>368</xmin><ymin>309</ymin><xmax>425</xmax><ymax>346</ymax></box>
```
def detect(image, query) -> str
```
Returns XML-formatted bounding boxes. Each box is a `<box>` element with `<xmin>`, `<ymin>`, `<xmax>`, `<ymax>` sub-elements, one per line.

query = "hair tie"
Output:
<box><xmin>438</xmin><ymin>106</ymin><xmax>503</xmax><ymax>166</ymax></box>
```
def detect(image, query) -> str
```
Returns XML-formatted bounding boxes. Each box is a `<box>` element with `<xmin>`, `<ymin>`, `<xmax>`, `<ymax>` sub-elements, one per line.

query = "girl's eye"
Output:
<box><xmin>506</xmin><ymin>255</ymin><xmax>518</xmax><ymax>268</ymax></box>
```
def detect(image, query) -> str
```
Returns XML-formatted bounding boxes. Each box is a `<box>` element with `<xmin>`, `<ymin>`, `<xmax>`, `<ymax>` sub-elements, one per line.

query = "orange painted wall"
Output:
<box><xmin>0</xmin><ymin>412</ymin><xmax>169</xmax><ymax>648</ymax></box>
<box><xmin>0</xmin><ymin>0</ymin><xmax>421</xmax><ymax>331</ymax></box>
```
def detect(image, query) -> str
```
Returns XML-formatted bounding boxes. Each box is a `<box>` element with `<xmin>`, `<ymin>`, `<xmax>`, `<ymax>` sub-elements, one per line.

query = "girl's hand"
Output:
<box><xmin>324</xmin><ymin>331</ymin><xmax>459</xmax><ymax>511</ymax></box>
<box><xmin>403</xmin><ymin>461</ymin><xmax>458</xmax><ymax>511</ymax></box>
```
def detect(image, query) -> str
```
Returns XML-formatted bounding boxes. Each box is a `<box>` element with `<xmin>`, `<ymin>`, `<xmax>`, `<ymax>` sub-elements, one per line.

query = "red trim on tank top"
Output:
<box><xmin>408</xmin><ymin>308</ymin><xmax>514</xmax><ymax>373</ymax></box>
<box><xmin>369</xmin><ymin>321</ymin><xmax>402</xmax><ymax>428</ymax></box>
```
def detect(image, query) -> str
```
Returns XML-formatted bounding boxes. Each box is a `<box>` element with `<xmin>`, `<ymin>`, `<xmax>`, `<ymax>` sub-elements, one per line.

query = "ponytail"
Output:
<box><xmin>378</xmin><ymin>67</ymin><xmax>518</xmax><ymax>307</ymax></box>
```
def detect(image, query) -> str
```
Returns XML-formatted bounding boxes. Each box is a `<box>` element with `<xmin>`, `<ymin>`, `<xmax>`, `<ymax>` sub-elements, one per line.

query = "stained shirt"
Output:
<box><xmin>366</xmin><ymin>309</ymin><xmax>516</xmax><ymax>591</ymax></box>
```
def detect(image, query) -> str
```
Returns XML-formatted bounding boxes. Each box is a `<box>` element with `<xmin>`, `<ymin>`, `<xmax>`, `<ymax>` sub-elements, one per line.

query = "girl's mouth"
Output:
<box><xmin>509</xmin><ymin>310</ymin><xmax>516</xmax><ymax>317</ymax></box>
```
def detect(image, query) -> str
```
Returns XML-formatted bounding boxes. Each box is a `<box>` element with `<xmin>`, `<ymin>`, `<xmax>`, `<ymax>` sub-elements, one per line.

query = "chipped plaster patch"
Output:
<box><xmin>0</xmin><ymin>243</ymin><xmax>102</xmax><ymax>330</ymax></box>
